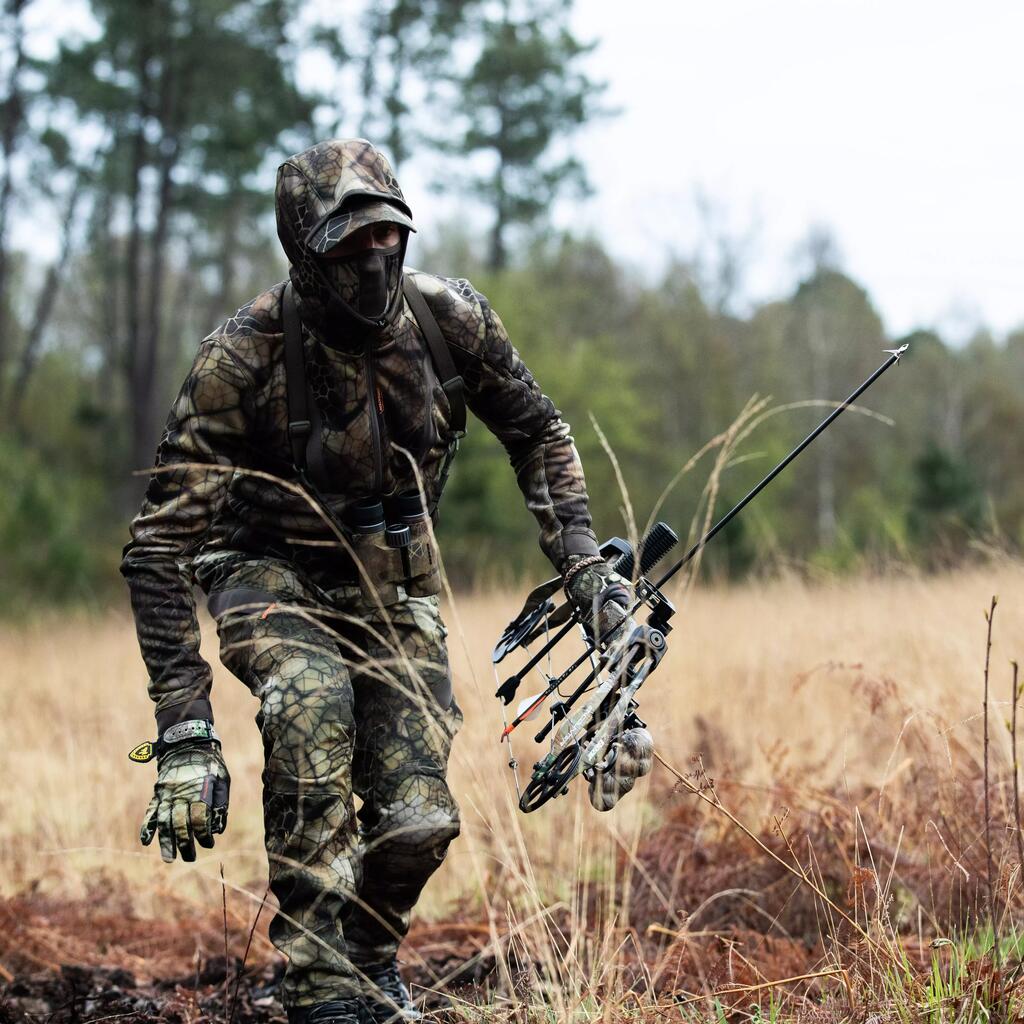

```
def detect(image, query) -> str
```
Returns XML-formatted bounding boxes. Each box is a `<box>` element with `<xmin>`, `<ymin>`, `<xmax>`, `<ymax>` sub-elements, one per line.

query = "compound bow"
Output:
<box><xmin>493</xmin><ymin>344</ymin><xmax>909</xmax><ymax>813</ymax></box>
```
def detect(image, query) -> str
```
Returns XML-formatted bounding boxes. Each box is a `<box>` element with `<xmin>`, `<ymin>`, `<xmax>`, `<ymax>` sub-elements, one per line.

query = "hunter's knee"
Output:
<box><xmin>366</xmin><ymin>772</ymin><xmax>460</xmax><ymax>864</ymax></box>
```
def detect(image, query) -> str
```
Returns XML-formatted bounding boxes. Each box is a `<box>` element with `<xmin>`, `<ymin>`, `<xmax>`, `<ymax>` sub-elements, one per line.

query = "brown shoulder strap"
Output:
<box><xmin>403</xmin><ymin>275</ymin><xmax>467</xmax><ymax>437</ymax></box>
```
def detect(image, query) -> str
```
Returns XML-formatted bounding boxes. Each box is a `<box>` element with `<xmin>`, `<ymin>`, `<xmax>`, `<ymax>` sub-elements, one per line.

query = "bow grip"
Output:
<box><xmin>609</xmin><ymin>521</ymin><xmax>679</xmax><ymax>580</ymax></box>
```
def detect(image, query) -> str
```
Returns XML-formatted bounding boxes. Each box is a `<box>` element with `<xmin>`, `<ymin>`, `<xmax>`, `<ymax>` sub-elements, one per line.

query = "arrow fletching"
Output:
<box><xmin>501</xmin><ymin>691</ymin><xmax>550</xmax><ymax>739</ymax></box>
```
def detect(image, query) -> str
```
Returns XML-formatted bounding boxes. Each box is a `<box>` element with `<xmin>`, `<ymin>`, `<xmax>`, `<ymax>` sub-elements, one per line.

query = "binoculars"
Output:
<box><xmin>346</xmin><ymin>491</ymin><xmax>441</xmax><ymax>606</ymax></box>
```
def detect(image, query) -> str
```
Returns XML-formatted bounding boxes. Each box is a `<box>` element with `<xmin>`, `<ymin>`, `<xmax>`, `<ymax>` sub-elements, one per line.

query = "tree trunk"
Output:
<box><xmin>131</xmin><ymin>54</ymin><xmax>184</xmax><ymax>484</ymax></box>
<box><xmin>124</xmin><ymin>32</ymin><xmax>153</xmax><ymax>492</ymax></box>
<box><xmin>131</xmin><ymin>140</ymin><xmax>176</xmax><ymax>474</ymax></box>
<box><xmin>172</xmin><ymin>232</ymin><xmax>201</xmax><ymax>349</ymax></box>
<box><xmin>10</xmin><ymin>178</ymin><xmax>81</xmax><ymax>425</ymax></box>
<box><xmin>385</xmin><ymin>21</ymin><xmax>407</xmax><ymax>168</ymax></box>
<box><xmin>201</xmin><ymin>194</ymin><xmax>240</xmax><ymax>332</ymax></box>
<box><xmin>488</xmin><ymin>203</ymin><xmax>507</xmax><ymax>271</ymax></box>
<box><xmin>91</xmin><ymin>169</ymin><xmax>122</xmax><ymax>381</ymax></box>
<box><xmin>488</xmin><ymin>99</ymin><xmax>509</xmax><ymax>271</ymax></box>
<box><xmin>0</xmin><ymin>0</ymin><xmax>28</xmax><ymax>386</ymax></box>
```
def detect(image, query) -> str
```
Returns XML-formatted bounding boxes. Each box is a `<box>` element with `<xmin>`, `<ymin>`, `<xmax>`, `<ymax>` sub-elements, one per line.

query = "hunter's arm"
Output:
<box><xmin>465</xmin><ymin>297</ymin><xmax>601</xmax><ymax>570</ymax></box>
<box><xmin>120</xmin><ymin>337</ymin><xmax>253</xmax><ymax>732</ymax></box>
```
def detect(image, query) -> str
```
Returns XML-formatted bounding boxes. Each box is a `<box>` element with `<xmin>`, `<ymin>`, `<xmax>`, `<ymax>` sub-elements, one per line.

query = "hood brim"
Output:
<box><xmin>306</xmin><ymin>197</ymin><xmax>415</xmax><ymax>256</ymax></box>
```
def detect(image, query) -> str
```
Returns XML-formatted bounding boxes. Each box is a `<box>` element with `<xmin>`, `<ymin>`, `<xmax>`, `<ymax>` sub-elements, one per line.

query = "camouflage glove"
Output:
<box><xmin>563</xmin><ymin>555</ymin><xmax>636</xmax><ymax>645</ymax></box>
<box><xmin>588</xmin><ymin>727</ymin><xmax>655</xmax><ymax>811</ymax></box>
<box><xmin>140</xmin><ymin>742</ymin><xmax>230</xmax><ymax>863</ymax></box>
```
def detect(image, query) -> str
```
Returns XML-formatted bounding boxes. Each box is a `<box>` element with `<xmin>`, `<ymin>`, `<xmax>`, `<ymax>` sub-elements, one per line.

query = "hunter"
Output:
<box><xmin>121</xmin><ymin>138</ymin><xmax>640</xmax><ymax>1024</ymax></box>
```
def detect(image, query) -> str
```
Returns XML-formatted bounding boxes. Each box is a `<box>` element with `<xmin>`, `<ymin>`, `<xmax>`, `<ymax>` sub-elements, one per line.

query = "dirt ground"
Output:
<box><xmin>0</xmin><ymin>759</ymin><xmax>1009</xmax><ymax>1022</ymax></box>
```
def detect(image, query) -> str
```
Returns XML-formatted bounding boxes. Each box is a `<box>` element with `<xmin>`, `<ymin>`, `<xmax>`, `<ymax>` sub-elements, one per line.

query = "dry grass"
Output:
<box><xmin>2</xmin><ymin>563</ymin><xmax>1024</xmax><ymax>1019</ymax></box>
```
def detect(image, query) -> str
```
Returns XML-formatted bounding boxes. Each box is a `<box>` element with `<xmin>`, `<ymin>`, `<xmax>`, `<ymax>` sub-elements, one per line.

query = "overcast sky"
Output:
<box><xmin>395</xmin><ymin>1</ymin><xmax>1024</xmax><ymax>340</ymax></box>
<box><xmin>14</xmin><ymin>0</ymin><xmax>1024</xmax><ymax>341</ymax></box>
<box><xmin>563</xmin><ymin>0</ymin><xmax>1024</xmax><ymax>339</ymax></box>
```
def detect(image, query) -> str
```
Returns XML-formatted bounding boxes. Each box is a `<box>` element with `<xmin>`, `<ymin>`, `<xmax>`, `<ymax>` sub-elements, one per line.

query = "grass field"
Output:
<box><xmin>2</xmin><ymin>563</ymin><xmax>1024</xmax><ymax>1020</ymax></box>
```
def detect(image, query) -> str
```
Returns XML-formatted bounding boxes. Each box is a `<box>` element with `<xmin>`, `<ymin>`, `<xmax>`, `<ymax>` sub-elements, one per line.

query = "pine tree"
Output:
<box><xmin>359</xmin><ymin>0</ymin><xmax>478</xmax><ymax>168</ymax></box>
<box><xmin>444</xmin><ymin>0</ymin><xmax>607</xmax><ymax>270</ymax></box>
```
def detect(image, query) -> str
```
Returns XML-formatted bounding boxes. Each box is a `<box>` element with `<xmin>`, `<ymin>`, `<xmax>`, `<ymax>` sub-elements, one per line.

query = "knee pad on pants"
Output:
<box><xmin>362</xmin><ymin>769</ymin><xmax>460</xmax><ymax>865</ymax></box>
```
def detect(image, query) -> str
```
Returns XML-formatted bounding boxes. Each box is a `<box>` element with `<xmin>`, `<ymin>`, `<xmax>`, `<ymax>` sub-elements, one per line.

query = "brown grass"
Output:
<box><xmin>2</xmin><ymin>564</ymin><xmax>1024</xmax><ymax>1020</ymax></box>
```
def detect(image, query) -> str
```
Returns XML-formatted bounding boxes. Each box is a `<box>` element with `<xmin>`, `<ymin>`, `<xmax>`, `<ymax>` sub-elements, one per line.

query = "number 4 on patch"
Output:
<box><xmin>128</xmin><ymin>741</ymin><xmax>156</xmax><ymax>763</ymax></box>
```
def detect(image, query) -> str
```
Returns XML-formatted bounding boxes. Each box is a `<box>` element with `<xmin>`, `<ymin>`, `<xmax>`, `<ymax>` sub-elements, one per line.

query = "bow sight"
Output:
<box><xmin>493</xmin><ymin>344</ymin><xmax>909</xmax><ymax>813</ymax></box>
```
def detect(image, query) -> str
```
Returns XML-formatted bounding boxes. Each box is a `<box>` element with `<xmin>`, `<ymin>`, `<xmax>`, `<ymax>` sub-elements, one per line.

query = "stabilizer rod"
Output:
<box><xmin>654</xmin><ymin>343</ymin><xmax>907</xmax><ymax>589</ymax></box>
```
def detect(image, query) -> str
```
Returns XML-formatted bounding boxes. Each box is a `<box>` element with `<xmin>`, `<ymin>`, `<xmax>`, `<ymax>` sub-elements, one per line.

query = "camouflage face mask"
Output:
<box><xmin>317</xmin><ymin>241</ymin><xmax>404</xmax><ymax>321</ymax></box>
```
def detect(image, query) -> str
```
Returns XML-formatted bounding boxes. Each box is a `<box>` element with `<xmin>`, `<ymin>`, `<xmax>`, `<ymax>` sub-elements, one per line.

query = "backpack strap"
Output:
<box><xmin>282</xmin><ymin>282</ymin><xmax>330</xmax><ymax>489</ymax></box>
<box><xmin>402</xmin><ymin>275</ymin><xmax>468</xmax><ymax>516</ymax></box>
<box><xmin>402</xmin><ymin>276</ymin><xmax>467</xmax><ymax>438</ymax></box>
<box><xmin>282</xmin><ymin>282</ymin><xmax>311</xmax><ymax>471</ymax></box>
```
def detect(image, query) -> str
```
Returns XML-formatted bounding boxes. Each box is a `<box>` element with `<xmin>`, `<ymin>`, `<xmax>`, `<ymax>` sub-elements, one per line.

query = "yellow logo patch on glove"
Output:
<box><xmin>128</xmin><ymin>741</ymin><xmax>156</xmax><ymax>763</ymax></box>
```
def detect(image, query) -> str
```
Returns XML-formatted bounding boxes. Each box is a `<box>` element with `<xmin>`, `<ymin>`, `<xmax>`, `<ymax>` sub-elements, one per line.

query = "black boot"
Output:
<box><xmin>288</xmin><ymin>999</ymin><xmax>370</xmax><ymax>1024</ymax></box>
<box><xmin>358</xmin><ymin>959</ymin><xmax>421</xmax><ymax>1022</ymax></box>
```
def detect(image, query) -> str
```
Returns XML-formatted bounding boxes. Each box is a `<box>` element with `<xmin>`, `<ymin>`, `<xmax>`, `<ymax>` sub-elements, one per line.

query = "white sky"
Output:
<box><xmin>13</xmin><ymin>0</ymin><xmax>1024</xmax><ymax>340</ymax></box>
<box><xmin>562</xmin><ymin>0</ymin><xmax>1024</xmax><ymax>339</ymax></box>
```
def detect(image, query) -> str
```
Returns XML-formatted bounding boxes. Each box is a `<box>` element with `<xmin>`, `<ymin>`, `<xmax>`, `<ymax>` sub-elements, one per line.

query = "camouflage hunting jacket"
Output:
<box><xmin>120</xmin><ymin>270</ymin><xmax>602</xmax><ymax>730</ymax></box>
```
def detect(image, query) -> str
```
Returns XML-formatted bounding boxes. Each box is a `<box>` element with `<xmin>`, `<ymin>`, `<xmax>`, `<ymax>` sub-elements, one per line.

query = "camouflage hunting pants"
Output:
<box><xmin>194</xmin><ymin>552</ymin><xmax>462</xmax><ymax>1009</ymax></box>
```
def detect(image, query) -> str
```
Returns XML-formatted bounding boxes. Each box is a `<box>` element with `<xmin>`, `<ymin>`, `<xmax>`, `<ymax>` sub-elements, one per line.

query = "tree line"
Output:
<box><xmin>1</xmin><ymin>0</ymin><xmax>1021</xmax><ymax>607</ymax></box>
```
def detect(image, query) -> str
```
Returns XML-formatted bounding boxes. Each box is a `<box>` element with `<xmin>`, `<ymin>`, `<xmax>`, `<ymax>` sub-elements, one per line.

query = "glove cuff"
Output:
<box><xmin>156</xmin><ymin>720</ymin><xmax>221</xmax><ymax>764</ymax></box>
<box><xmin>156</xmin><ymin>698</ymin><xmax>214</xmax><ymax>735</ymax></box>
<box><xmin>162</xmin><ymin>719</ymin><xmax>220</xmax><ymax>747</ymax></box>
<box><xmin>128</xmin><ymin>719</ymin><xmax>220</xmax><ymax>764</ymax></box>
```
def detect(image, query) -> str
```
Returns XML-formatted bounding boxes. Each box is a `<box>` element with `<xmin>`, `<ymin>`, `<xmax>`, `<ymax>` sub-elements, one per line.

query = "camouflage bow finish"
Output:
<box><xmin>493</xmin><ymin>523</ymin><xmax>678</xmax><ymax>813</ymax></box>
<box><xmin>491</xmin><ymin>345</ymin><xmax>915</xmax><ymax>814</ymax></box>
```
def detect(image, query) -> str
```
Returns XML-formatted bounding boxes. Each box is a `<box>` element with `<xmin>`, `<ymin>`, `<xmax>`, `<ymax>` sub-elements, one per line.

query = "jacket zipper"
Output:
<box><xmin>365</xmin><ymin>347</ymin><xmax>384</xmax><ymax>492</ymax></box>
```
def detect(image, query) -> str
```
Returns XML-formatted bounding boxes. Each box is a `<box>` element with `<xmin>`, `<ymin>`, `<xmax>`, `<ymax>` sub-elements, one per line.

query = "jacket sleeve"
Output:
<box><xmin>120</xmin><ymin>337</ymin><xmax>253</xmax><ymax>732</ymax></box>
<box><xmin>463</xmin><ymin>297</ymin><xmax>601</xmax><ymax>570</ymax></box>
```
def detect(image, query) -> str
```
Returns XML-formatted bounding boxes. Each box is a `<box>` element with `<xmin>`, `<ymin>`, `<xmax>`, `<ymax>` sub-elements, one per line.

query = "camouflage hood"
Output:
<box><xmin>275</xmin><ymin>139</ymin><xmax>415</xmax><ymax>344</ymax></box>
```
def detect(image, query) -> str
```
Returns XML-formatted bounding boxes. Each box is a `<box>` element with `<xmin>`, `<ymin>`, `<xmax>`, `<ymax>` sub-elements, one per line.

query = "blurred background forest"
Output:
<box><xmin>1</xmin><ymin>0</ymin><xmax>1022</xmax><ymax>610</ymax></box>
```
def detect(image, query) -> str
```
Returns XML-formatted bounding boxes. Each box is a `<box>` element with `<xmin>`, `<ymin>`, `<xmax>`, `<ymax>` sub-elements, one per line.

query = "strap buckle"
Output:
<box><xmin>288</xmin><ymin>419</ymin><xmax>312</xmax><ymax>442</ymax></box>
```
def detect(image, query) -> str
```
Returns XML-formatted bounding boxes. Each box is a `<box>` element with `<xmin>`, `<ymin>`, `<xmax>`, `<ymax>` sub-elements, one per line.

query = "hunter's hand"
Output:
<box><xmin>140</xmin><ymin>743</ymin><xmax>230</xmax><ymax>863</ymax></box>
<box><xmin>563</xmin><ymin>556</ymin><xmax>636</xmax><ymax>645</ymax></box>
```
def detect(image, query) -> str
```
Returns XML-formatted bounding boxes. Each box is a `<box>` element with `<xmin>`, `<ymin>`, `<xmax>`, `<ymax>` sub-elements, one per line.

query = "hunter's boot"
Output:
<box><xmin>360</xmin><ymin>960</ymin><xmax>421</xmax><ymax>1022</ymax></box>
<box><xmin>288</xmin><ymin>1000</ymin><xmax>371</xmax><ymax>1024</ymax></box>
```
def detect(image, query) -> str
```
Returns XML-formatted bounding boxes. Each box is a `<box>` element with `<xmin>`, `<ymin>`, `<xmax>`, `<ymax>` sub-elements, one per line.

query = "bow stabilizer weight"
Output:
<box><xmin>493</xmin><ymin>346</ymin><xmax>911</xmax><ymax>813</ymax></box>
